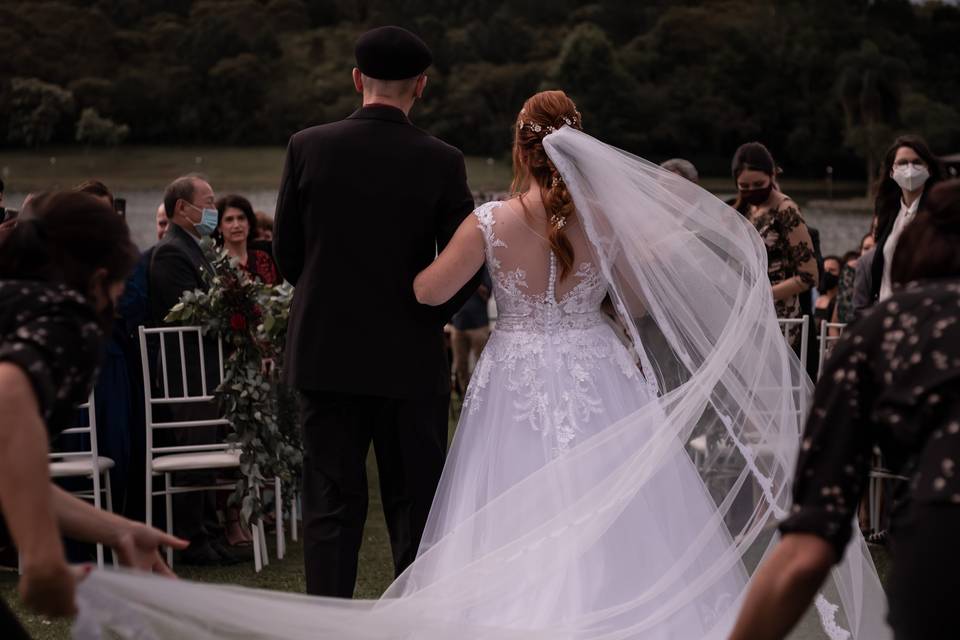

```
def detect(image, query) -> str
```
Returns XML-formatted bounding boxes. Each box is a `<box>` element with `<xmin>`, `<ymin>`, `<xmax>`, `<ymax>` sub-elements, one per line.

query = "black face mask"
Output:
<box><xmin>739</xmin><ymin>184</ymin><xmax>773</xmax><ymax>206</ymax></box>
<box><xmin>819</xmin><ymin>271</ymin><xmax>839</xmax><ymax>293</ymax></box>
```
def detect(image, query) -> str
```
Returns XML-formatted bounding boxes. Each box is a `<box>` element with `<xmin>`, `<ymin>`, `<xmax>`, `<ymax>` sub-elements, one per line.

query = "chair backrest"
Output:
<box><xmin>138</xmin><ymin>325</ymin><xmax>231</xmax><ymax>462</ymax></box>
<box><xmin>817</xmin><ymin>321</ymin><xmax>848</xmax><ymax>380</ymax></box>
<box><xmin>50</xmin><ymin>393</ymin><xmax>99</xmax><ymax>462</ymax></box>
<box><xmin>776</xmin><ymin>315</ymin><xmax>809</xmax><ymax>373</ymax></box>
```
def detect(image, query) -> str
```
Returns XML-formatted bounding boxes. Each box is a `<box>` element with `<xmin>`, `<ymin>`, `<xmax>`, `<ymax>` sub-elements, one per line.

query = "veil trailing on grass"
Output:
<box><xmin>74</xmin><ymin>127</ymin><xmax>889</xmax><ymax>639</ymax></box>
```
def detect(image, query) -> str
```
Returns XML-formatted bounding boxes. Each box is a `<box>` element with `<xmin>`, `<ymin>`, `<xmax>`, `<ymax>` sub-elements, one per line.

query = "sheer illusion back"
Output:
<box><xmin>475</xmin><ymin>199</ymin><xmax>607</xmax><ymax>331</ymax></box>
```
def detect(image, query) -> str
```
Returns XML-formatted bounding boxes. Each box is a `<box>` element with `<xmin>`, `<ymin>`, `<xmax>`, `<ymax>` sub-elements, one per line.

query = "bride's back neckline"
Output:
<box><xmin>475</xmin><ymin>200</ymin><xmax>604</xmax><ymax>316</ymax></box>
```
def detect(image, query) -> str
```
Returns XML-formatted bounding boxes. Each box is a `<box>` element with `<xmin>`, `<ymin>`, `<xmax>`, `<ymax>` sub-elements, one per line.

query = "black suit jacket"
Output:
<box><xmin>273</xmin><ymin>105</ymin><xmax>478</xmax><ymax>398</ymax></box>
<box><xmin>148</xmin><ymin>223</ymin><xmax>219</xmax><ymax>396</ymax></box>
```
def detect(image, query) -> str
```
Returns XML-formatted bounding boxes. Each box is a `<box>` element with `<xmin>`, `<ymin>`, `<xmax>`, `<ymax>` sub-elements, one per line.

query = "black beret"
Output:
<box><xmin>355</xmin><ymin>26</ymin><xmax>433</xmax><ymax>81</ymax></box>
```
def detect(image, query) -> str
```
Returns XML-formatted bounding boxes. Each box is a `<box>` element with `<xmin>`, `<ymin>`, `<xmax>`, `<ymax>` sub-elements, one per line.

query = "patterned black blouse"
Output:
<box><xmin>0</xmin><ymin>280</ymin><xmax>104</xmax><ymax>435</ymax></box>
<box><xmin>748</xmin><ymin>198</ymin><xmax>818</xmax><ymax>345</ymax></box>
<box><xmin>779</xmin><ymin>278</ymin><xmax>960</xmax><ymax>559</ymax></box>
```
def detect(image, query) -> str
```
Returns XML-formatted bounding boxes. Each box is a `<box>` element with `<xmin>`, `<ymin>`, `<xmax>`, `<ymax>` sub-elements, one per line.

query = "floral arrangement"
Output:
<box><xmin>165</xmin><ymin>240</ymin><xmax>301</xmax><ymax>525</ymax></box>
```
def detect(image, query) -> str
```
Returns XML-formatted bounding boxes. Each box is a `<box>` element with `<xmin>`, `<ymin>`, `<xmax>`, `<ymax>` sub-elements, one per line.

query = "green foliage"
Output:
<box><xmin>165</xmin><ymin>242</ymin><xmax>302</xmax><ymax>525</ymax></box>
<box><xmin>75</xmin><ymin>107</ymin><xmax>130</xmax><ymax>146</ymax></box>
<box><xmin>6</xmin><ymin>77</ymin><xmax>75</xmax><ymax>147</ymax></box>
<box><xmin>1</xmin><ymin>0</ymin><xmax>959</xmax><ymax>179</ymax></box>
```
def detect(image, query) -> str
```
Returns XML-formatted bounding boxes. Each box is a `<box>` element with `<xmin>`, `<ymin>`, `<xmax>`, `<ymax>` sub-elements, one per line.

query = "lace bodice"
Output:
<box><xmin>465</xmin><ymin>201</ymin><xmax>652</xmax><ymax>457</ymax></box>
<box><xmin>474</xmin><ymin>201</ymin><xmax>608</xmax><ymax>333</ymax></box>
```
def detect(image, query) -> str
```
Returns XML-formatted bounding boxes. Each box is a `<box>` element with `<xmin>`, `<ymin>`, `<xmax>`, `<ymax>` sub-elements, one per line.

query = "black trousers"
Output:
<box><xmin>887</xmin><ymin>503</ymin><xmax>960</xmax><ymax>640</ymax></box>
<box><xmin>299</xmin><ymin>389</ymin><xmax>449</xmax><ymax>597</ymax></box>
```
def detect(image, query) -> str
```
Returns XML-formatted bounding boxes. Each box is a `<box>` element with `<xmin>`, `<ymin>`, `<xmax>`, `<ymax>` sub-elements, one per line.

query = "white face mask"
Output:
<box><xmin>892</xmin><ymin>164</ymin><xmax>930</xmax><ymax>193</ymax></box>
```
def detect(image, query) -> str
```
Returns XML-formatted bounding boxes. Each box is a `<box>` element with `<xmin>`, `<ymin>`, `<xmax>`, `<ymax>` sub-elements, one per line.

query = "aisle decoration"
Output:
<box><xmin>165</xmin><ymin>241</ymin><xmax>301</xmax><ymax>524</ymax></box>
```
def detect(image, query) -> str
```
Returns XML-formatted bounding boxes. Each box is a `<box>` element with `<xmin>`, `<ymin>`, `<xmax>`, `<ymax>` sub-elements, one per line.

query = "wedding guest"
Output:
<box><xmin>75</xmin><ymin>180</ymin><xmax>114</xmax><ymax>207</ymax></box>
<box><xmin>255</xmin><ymin>210</ymin><xmax>274</xmax><ymax>242</ymax></box>
<box><xmin>831</xmin><ymin>250</ymin><xmax>861</xmax><ymax>326</ymax></box>
<box><xmin>870</xmin><ymin>135</ymin><xmax>945</xmax><ymax>304</ymax></box>
<box><xmin>73</xmin><ymin>180</ymin><xmax>137</xmax><ymax>516</ymax></box>
<box><xmin>813</xmin><ymin>255</ymin><xmax>840</xmax><ymax>327</ymax></box>
<box><xmin>156</xmin><ymin>203</ymin><xmax>169</xmax><ymax>241</ymax></box>
<box><xmin>659</xmin><ymin>158</ymin><xmax>699</xmax><ymax>183</ymax></box>
<box><xmin>150</xmin><ymin>175</ymin><xmax>245</xmax><ymax>566</ymax></box>
<box><xmin>215</xmin><ymin>195</ymin><xmax>280</xmax><ymax>285</ymax></box>
<box><xmin>851</xmin><ymin>246</ymin><xmax>876</xmax><ymax>320</ymax></box>
<box><xmin>0</xmin><ymin>192</ymin><xmax>186</xmax><ymax>634</ymax></box>
<box><xmin>732</xmin><ymin>142</ymin><xmax>818</xmax><ymax>348</ymax></box>
<box><xmin>729</xmin><ymin>179</ymin><xmax>960</xmax><ymax>640</ymax></box>
<box><xmin>450</xmin><ymin>268</ymin><xmax>492</xmax><ymax>394</ymax></box>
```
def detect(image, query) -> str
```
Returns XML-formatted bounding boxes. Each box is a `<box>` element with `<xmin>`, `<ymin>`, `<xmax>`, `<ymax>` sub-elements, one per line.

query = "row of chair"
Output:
<box><xmin>48</xmin><ymin>325</ymin><xmax>298</xmax><ymax>572</ymax></box>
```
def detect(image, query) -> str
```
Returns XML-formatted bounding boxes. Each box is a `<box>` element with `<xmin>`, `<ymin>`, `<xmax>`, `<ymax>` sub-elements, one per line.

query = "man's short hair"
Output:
<box><xmin>660</xmin><ymin>158</ymin><xmax>699</xmax><ymax>183</ymax></box>
<box><xmin>361</xmin><ymin>74</ymin><xmax>420</xmax><ymax>99</ymax></box>
<box><xmin>163</xmin><ymin>174</ymin><xmax>206</xmax><ymax>220</ymax></box>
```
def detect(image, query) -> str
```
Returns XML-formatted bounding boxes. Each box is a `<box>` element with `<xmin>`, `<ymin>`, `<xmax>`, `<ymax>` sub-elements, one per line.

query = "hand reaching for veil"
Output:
<box><xmin>110</xmin><ymin>521</ymin><xmax>189</xmax><ymax>577</ymax></box>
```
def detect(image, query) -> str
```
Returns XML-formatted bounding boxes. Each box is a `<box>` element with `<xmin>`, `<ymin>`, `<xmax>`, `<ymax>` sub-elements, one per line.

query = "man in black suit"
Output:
<box><xmin>274</xmin><ymin>26</ymin><xmax>479</xmax><ymax>597</ymax></box>
<box><xmin>148</xmin><ymin>175</ymin><xmax>242</xmax><ymax>566</ymax></box>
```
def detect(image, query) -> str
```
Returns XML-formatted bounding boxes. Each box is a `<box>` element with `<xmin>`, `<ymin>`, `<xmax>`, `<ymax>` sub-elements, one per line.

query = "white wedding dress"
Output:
<box><xmin>385</xmin><ymin>200</ymin><xmax>746</xmax><ymax>635</ymax></box>
<box><xmin>74</xmin><ymin>128</ymin><xmax>890</xmax><ymax>639</ymax></box>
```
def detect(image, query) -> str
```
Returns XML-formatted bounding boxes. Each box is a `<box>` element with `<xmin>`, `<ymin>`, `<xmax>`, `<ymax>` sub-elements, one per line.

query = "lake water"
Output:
<box><xmin>5</xmin><ymin>190</ymin><xmax>873</xmax><ymax>258</ymax></box>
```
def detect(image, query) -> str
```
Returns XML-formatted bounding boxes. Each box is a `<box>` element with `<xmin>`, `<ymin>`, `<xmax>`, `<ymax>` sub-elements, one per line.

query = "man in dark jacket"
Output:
<box><xmin>274</xmin><ymin>26</ymin><xmax>479</xmax><ymax>597</ymax></box>
<box><xmin>148</xmin><ymin>175</ymin><xmax>243</xmax><ymax>566</ymax></box>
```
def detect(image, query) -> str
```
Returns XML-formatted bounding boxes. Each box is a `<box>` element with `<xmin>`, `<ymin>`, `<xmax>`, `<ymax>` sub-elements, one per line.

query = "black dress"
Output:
<box><xmin>779</xmin><ymin>277</ymin><xmax>960</xmax><ymax>639</ymax></box>
<box><xmin>0</xmin><ymin>280</ymin><xmax>104</xmax><ymax>639</ymax></box>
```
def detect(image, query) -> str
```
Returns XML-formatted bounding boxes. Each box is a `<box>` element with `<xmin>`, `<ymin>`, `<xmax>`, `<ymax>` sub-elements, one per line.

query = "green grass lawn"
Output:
<box><xmin>0</xmin><ymin>145</ymin><xmax>865</xmax><ymax>199</ymax></box>
<box><xmin>0</xmin><ymin>146</ymin><xmax>514</xmax><ymax>194</ymax></box>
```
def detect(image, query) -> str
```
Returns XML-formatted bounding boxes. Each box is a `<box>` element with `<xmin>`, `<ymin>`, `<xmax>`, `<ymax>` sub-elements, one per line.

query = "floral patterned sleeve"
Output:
<box><xmin>778</xmin><ymin>321</ymin><xmax>876</xmax><ymax>560</ymax></box>
<box><xmin>0</xmin><ymin>283</ymin><xmax>103</xmax><ymax>434</ymax></box>
<box><xmin>778</xmin><ymin>202</ymin><xmax>818</xmax><ymax>291</ymax></box>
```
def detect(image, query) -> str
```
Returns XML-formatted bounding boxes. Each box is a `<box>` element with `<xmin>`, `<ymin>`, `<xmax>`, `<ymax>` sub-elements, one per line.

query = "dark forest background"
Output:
<box><xmin>2</xmin><ymin>0</ymin><xmax>959</xmax><ymax>179</ymax></box>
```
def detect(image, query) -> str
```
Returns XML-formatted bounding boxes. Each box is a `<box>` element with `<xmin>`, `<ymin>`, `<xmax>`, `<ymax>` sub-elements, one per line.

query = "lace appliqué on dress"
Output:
<box><xmin>466</xmin><ymin>201</ymin><xmax>642</xmax><ymax>457</ymax></box>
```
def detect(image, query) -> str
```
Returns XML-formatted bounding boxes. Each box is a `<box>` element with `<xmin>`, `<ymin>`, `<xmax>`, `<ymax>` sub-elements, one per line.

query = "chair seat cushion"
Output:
<box><xmin>152</xmin><ymin>450</ymin><xmax>241</xmax><ymax>472</ymax></box>
<box><xmin>49</xmin><ymin>456</ymin><xmax>115</xmax><ymax>478</ymax></box>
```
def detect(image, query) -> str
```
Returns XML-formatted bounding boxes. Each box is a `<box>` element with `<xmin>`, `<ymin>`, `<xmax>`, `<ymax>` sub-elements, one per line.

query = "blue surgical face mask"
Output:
<box><xmin>186</xmin><ymin>202</ymin><xmax>219</xmax><ymax>237</ymax></box>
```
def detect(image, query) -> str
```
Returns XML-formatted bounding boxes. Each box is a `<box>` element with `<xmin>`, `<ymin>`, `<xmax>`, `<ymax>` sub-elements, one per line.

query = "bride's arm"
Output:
<box><xmin>414</xmin><ymin>215</ymin><xmax>486</xmax><ymax>306</ymax></box>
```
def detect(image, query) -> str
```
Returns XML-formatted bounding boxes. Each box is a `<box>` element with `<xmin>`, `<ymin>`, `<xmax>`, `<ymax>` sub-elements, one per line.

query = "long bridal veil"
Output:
<box><xmin>74</xmin><ymin>127</ymin><xmax>889</xmax><ymax>639</ymax></box>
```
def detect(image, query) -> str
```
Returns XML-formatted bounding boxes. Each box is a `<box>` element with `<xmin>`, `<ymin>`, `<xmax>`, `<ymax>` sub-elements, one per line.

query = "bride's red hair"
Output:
<box><xmin>510</xmin><ymin>90</ymin><xmax>583</xmax><ymax>280</ymax></box>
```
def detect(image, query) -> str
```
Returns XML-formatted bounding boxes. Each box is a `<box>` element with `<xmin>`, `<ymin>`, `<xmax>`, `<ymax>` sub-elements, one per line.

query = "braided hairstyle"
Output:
<box><xmin>510</xmin><ymin>90</ymin><xmax>583</xmax><ymax>280</ymax></box>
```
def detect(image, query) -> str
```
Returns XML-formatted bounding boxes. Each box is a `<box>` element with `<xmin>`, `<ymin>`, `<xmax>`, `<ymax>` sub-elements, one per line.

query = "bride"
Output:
<box><xmin>75</xmin><ymin>91</ymin><xmax>888</xmax><ymax>639</ymax></box>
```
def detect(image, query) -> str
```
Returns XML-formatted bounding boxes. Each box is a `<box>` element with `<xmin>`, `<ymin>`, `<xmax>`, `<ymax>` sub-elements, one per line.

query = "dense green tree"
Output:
<box><xmin>7</xmin><ymin>78</ymin><xmax>76</xmax><ymax>148</ymax></box>
<box><xmin>75</xmin><ymin>107</ymin><xmax>130</xmax><ymax>146</ymax></box>
<box><xmin>836</xmin><ymin>40</ymin><xmax>908</xmax><ymax>192</ymax></box>
<box><xmin>1</xmin><ymin>0</ymin><xmax>958</xmax><ymax>180</ymax></box>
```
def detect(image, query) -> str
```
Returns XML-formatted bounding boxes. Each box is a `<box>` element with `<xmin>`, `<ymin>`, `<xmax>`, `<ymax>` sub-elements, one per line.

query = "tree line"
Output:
<box><xmin>1</xmin><ymin>0</ymin><xmax>959</xmax><ymax>179</ymax></box>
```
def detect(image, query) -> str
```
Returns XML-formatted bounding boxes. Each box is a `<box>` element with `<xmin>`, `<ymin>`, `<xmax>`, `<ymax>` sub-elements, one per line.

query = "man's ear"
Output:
<box><xmin>415</xmin><ymin>74</ymin><xmax>428</xmax><ymax>99</ymax></box>
<box><xmin>352</xmin><ymin>68</ymin><xmax>364</xmax><ymax>94</ymax></box>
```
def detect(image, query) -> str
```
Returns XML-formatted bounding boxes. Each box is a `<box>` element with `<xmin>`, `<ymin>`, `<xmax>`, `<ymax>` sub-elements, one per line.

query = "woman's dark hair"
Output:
<box><xmin>891</xmin><ymin>179</ymin><xmax>960</xmax><ymax>284</ymax></box>
<box><xmin>0</xmin><ymin>191</ymin><xmax>137</xmax><ymax>294</ymax></box>
<box><xmin>75</xmin><ymin>179</ymin><xmax>114</xmax><ymax>206</ymax></box>
<box><xmin>731</xmin><ymin>142</ymin><xmax>779</xmax><ymax>215</ymax></box>
<box><xmin>842</xmin><ymin>250</ymin><xmax>861</xmax><ymax>265</ymax></box>
<box><xmin>214</xmin><ymin>194</ymin><xmax>256</xmax><ymax>246</ymax></box>
<box><xmin>874</xmin><ymin>135</ymin><xmax>945</xmax><ymax>239</ymax></box>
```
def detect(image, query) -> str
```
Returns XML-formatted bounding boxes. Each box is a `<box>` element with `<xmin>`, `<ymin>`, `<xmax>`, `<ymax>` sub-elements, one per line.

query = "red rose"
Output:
<box><xmin>253</xmin><ymin>304</ymin><xmax>263</xmax><ymax>318</ymax></box>
<box><xmin>230</xmin><ymin>313</ymin><xmax>247</xmax><ymax>331</ymax></box>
